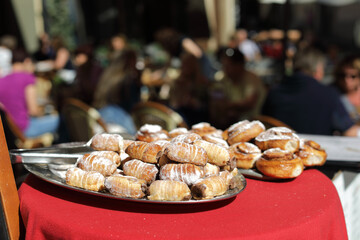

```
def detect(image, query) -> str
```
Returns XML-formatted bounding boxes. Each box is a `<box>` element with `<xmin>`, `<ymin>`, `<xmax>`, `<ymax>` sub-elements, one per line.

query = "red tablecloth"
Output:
<box><xmin>18</xmin><ymin>169</ymin><xmax>348</xmax><ymax>240</ymax></box>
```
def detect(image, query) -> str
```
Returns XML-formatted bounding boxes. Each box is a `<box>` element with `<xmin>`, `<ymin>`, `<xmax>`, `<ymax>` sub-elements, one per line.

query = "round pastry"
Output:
<box><xmin>202</xmin><ymin>133</ymin><xmax>229</xmax><ymax>148</ymax></box>
<box><xmin>229</xmin><ymin>142</ymin><xmax>262</xmax><ymax>169</ymax></box>
<box><xmin>135</xmin><ymin>124</ymin><xmax>169</xmax><ymax>142</ymax></box>
<box><xmin>297</xmin><ymin>140</ymin><xmax>327</xmax><ymax>167</ymax></box>
<box><xmin>256</xmin><ymin>148</ymin><xmax>304</xmax><ymax>179</ymax></box>
<box><xmin>190</xmin><ymin>122</ymin><xmax>218</xmax><ymax>137</ymax></box>
<box><xmin>254</xmin><ymin>127</ymin><xmax>300</xmax><ymax>153</ymax></box>
<box><xmin>170</xmin><ymin>132</ymin><xmax>202</xmax><ymax>144</ymax></box>
<box><xmin>169</xmin><ymin>127</ymin><xmax>189</xmax><ymax>138</ymax></box>
<box><xmin>225</xmin><ymin>120</ymin><xmax>265</xmax><ymax>145</ymax></box>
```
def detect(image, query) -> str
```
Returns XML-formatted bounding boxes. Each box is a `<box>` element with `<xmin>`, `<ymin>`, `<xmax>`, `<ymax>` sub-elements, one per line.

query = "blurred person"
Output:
<box><xmin>209</xmin><ymin>47</ymin><xmax>266</xmax><ymax>129</ymax></box>
<box><xmin>0</xmin><ymin>35</ymin><xmax>17</xmax><ymax>77</ymax></box>
<box><xmin>72</xmin><ymin>44</ymin><xmax>103</xmax><ymax>105</ymax></box>
<box><xmin>0</xmin><ymin>49</ymin><xmax>59</xmax><ymax>138</ymax></box>
<box><xmin>168</xmin><ymin>52</ymin><xmax>210</xmax><ymax>126</ymax></box>
<box><xmin>155</xmin><ymin>27</ymin><xmax>217</xmax><ymax>81</ymax></box>
<box><xmin>51</xmin><ymin>35</ymin><xmax>74</xmax><ymax>71</ymax></box>
<box><xmin>235</xmin><ymin>29</ymin><xmax>262</xmax><ymax>63</ymax></box>
<box><xmin>108</xmin><ymin>33</ymin><xmax>128</xmax><ymax>62</ymax></box>
<box><xmin>32</xmin><ymin>33</ymin><xmax>55</xmax><ymax>62</ymax></box>
<box><xmin>93</xmin><ymin>48</ymin><xmax>140</xmax><ymax>135</ymax></box>
<box><xmin>262</xmin><ymin>47</ymin><xmax>360</xmax><ymax>136</ymax></box>
<box><xmin>332</xmin><ymin>55</ymin><xmax>360</xmax><ymax>123</ymax></box>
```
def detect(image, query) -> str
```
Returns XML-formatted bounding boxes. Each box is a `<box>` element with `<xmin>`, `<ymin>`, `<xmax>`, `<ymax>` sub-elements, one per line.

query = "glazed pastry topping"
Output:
<box><xmin>262</xmin><ymin>148</ymin><xmax>294</xmax><ymax>161</ymax></box>
<box><xmin>66</xmin><ymin>167</ymin><xmax>105</xmax><ymax>192</ymax></box>
<box><xmin>232</xmin><ymin>142</ymin><xmax>261</xmax><ymax>154</ymax></box>
<box><xmin>139</xmin><ymin>124</ymin><xmax>162</xmax><ymax>133</ymax></box>
<box><xmin>170</xmin><ymin>133</ymin><xmax>202</xmax><ymax>144</ymax></box>
<box><xmin>160</xmin><ymin>163</ymin><xmax>204</xmax><ymax>186</ymax></box>
<box><xmin>255</xmin><ymin>127</ymin><xmax>298</xmax><ymax>142</ymax></box>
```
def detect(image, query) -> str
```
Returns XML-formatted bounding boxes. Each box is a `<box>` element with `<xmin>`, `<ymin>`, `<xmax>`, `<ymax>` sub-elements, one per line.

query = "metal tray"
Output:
<box><xmin>10</xmin><ymin>145</ymin><xmax>247</xmax><ymax>204</ymax></box>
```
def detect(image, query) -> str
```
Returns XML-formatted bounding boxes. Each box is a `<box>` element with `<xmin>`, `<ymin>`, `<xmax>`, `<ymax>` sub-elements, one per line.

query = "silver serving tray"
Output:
<box><xmin>10</xmin><ymin>145</ymin><xmax>247</xmax><ymax>204</ymax></box>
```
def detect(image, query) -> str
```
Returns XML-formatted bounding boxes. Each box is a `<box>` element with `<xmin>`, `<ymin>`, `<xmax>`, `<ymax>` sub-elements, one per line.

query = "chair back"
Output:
<box><xmin>251</xmin><ymin>115</ymin><xmax>294</xmax><ymax>130</ymax></box>
<box><xmin>62</xmin><ymin>98</ymin><xmax>108</xmax><ymax>142</ymax></box>
<box><xmin>131</xmin><ymin>101</ymin><xmax>188</xmax><ymax>131</ymax></box>
<box><xmin>0</xmin><ymin>116</ymin><xmax>20</xmax><ymax>240</ymax></box>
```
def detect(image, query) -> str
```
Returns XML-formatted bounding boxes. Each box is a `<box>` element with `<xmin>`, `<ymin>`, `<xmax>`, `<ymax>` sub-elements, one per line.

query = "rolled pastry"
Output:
<box><xmin>164</xmin><ymin>142</ymin><xmax>208</xmax><ymax>166</ymax></box>
<box><xmin>65</xmin><ymin>167</ymin><xmax>105</xmax><ymax>191</ymax></box>
<box><xmin>191</xmin><ymin>175</ymin><xmax>228</xmax><ymax>200</ymax></box>
<box><xmin>123</xmin><ymin>159</ymin><xmax>159</xmax><ymax>184</ymax></box>
<box><xmin>90</xmin><ymin>133</ymin><xmax>124</xmax><ymax>152</ymax></box>
<box><xmin>229</xmin><ymin>142</ymin><xmax>262</xmax><ymax>169</ymax></box>
<box><xmin>125</xmin><ymin>141</ymin><xmax>162</xmax><ymax>164</ymax></box>
<box><xmin>159</xmin><ymin>163</ymin><xmax>204</xmax><ymax>186</ymax></box>
<box><xmin>194</xmin><ymin>140</ymin><xmax>230</xmax><ymax>167</ymax></box>
<box><xmin>77</xmin><ymin>154</ymin><xmax>117</xmax><ymax>176</ymax></box>
<box><xmin>147</xmin><ymin>180</ymin><xmax>191</xmax><ymax>201</ymax></box>
<box><xmin>89</xmin><ymin>151</ymin><xmax>121</xmax><ymax>166</ymax></box>
<box><xmin>255</xmin><ymin>127</ymin><xmax>300</xmax><ymax>153</ymax></box>
<box><xmin>105</xmin><ymin>174</ymin><xmax>147</xmax><ymax>199</ymax></box>
<box><xmin>297</xmin><ymin>140</ymin><xmax>327</xmax><ymax>167</ymax></box>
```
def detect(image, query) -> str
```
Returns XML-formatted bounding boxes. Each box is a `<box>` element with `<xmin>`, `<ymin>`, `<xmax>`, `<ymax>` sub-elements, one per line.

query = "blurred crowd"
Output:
<box><xmin>1</xmin><ymin>26</ymin><xmax>360</xmax><ymax>149</ymax></box>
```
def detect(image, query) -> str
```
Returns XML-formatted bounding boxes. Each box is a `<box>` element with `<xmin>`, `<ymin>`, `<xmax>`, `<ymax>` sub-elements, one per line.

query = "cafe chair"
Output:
<box><xmin>131</xmin><ymin>101</ymin><xmax>188</xmax><ymax>131</ymax></box>
<box><xmin>251</xmin><ymin>115</ymin><xmax>294</xmax><ymax>130</ymax></box>
<box><xmin>62</xmin><ymin>98</ymin><xmax>109</xmax><ymax>142</ymax></box>
<box><xmin>0</xmin><ymin>117</ymin><xmax>20</xmax><ymax>240</ymax></box>
<box><xmin>0</xmin><ymin>107</ymin><xmax>53</xmax><ymax>149</ymax></box>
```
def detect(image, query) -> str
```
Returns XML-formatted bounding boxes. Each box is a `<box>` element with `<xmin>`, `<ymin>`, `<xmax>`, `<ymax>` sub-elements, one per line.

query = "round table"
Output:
<box><xmin>18</xmin><ymin>169</ymin><xmax>348</xmax><ymax>240</ymax></box>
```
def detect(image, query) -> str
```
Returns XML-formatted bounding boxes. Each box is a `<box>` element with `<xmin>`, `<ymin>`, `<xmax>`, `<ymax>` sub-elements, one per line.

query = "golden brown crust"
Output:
<box><xmin>147</xmin><ymin>180</ymin><xmax>191</xmax><ymax>201</ymax></box>
<box><xmin>76</xmin><ymin>154</ymin><xmax>117</xmax><ymax>176</ymax></box>
<box><xmin>125</xmin><ymin>141</ymin><xmax>162</xmax><ymax>164</ymax></box>
<box><xmin>298</xmin><ymin>140</ymin><xmax>327</xmax><ymax>167</ymax></box>
<box><xmin>229</xmin><ymin>142</ymin><xmax>261</xmax><ymax>169</ymax></box>
<box><xmin>90</xmin><ymin>151</ymin><xmax>121</xmax><ymax>167</ymax></box>
<box><xmin>159</xmin><ymin>163</ymin><xmax>204</xmax><ymax>185</ymax></box>
<box><xmin>135</xmin><ymin>124</ymin><xmax>169</xmax><ymax>142</ymax></box>
<box><xmin>256</xmin><ymin>149</ymin><xmax>304</xmax><ymax>179</ymax></box>
<box><xmin>191</xmin><ymin>176</ymin><xmax>228</xmax><ymax>200</ymax></box>
<box><xmin>203</xmin><ymin>163</ymin><xmax>220</xmax><ymax>177</ymax></box>
<box><xmin>190</xmin><ymin>122</ymin><xmax>218</xmax><ymax>137</ymax></box>
<box><xmin>164</xmin><ymin>142</ymin><xmax>208</xmax><ymax>166</ymax></box>
<box><xmin>90</xmin><ymin>133</ymin><xmax>124</xmax><ymax>152</ymax></box>
<box><xmin>65</xmin><ymin>167</ymin><xmax>105</xmax><ymax>191</ymax></box>
<box><xmin>254</xmin><ymin>127</ymin><xmax>300</xmax><ymax>153</ymax></box>
<box><xmin>123</xmin><ymin>159</ymin><xmax>159</xmax><ymax>184</ymax></box>
<box><xmin>105</xmin><ymin>175</ymin><xmax>147</xmax><ymax>199</ymax></box>
<box><xmin>226</xmin><ymin>120</ymin><xmax>265</xmax><ymax>145</ymax></box>
<box><xmin>193</xmin><ymin>140</ymin><xmax>230</xmax><ymax>167</ymax></box>
<box><xmin>170</xmin><ymin>133</ymin><xmax>202</xmax><ymax>144</ymax></box>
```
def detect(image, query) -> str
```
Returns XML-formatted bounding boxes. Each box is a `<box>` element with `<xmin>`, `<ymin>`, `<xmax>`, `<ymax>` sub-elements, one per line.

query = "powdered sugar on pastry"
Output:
<box><xmin>160</xmin><ymin>163</ymin><xmax>204</xmax><ymax>186</ymax></box>
<box><xmin>140</xmin><ymin>124</ymin><xmax>162</xmax><ymax>133</ymax></box>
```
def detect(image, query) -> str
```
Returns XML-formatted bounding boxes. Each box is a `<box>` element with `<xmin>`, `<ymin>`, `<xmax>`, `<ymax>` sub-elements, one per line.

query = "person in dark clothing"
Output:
<box><xmin>262</xmin><ymin>47</ymin><xmax>360</xmax><ymax>136</ymax></box>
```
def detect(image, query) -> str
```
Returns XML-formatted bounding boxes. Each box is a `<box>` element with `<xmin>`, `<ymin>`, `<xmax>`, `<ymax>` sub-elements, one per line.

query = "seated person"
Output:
<box><xmin>0</xmin><ymin>49</ymin><xmax>59</xmax><ymax>138</ymax></box>
<box><xmin>209</xmin><ymin>48</ymin><xmax>266</xmax><ymax>129</ymax></box>
<box><xmin>262</xmin><ymin>47</ymin><xmax>360</xmax><ymax>136</ymax></box>
<box><xmin>332</xmin><ymin>55</ymin><xmax>360</xmax><ymax>123</ymax></box>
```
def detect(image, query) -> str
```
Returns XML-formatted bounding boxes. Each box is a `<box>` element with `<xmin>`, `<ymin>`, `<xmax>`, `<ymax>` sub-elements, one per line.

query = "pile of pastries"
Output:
<box><xmin>65</xmin><ymin>120</ymin><xmax>327</xmax><ymax>201</ymax></box>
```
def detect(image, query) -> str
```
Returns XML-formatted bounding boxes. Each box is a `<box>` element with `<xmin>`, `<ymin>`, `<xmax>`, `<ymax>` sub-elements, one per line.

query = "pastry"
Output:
<box><xmin>77</xmin><ymin>154</ymin><xmax>117</xmax><ymax>176</ymax></box>
<box><xmin>203</xmin><ymin>163</ymin><xmax>220</xmax><ymax>177</ymax></box>
<box><xmin>123</xmin><ymin>159</ymin><xmax>159</xmax><ymax>184</ymax></box>
<box><xmin>65</xmin><ymin>167</ymin><xmax>105</xmax><ymax>191</ymax></box>
<box><xmin>225</xmin><ymin>120</ymin><xmax>265</xmax><ymax>145</ymax></box>
<box><xmin>105</xmin><ymin>174</ymin><xmax>147</xmax><ymax>199</ymax></box>
<box><xmin>229</xmin><ymin>142</ymin><xmax>262</xmax><ymax>169</ymax></box>
<box><xmin>135</xmin><ymin>124</ymin><xmax>169</xmax><ymax>142</ymax></box>
<box><xmin>255</xmin><ymin>127</ymin><xmax>300</xmax><ymax>153</ymax></box>
<box><xmin>190</xmin><ymin>122</ymin><xmax>218</xmax><ymax>137</ymax></box>
<box><xmin>202</xmin><ymin>133</ymin><xmax>229</xmax><ymax>148</ymax></box>
<box><xmin>147</xmin><ymin>180</ymin><xmax>191</xmax><ymax>201</ymax></box>
<box><xmin>90</xmin><ymin>151</ymin><xmax>121</xmax><ymax>166</ymax></box>
<box><xmin>125</xmin><ymin>141</ymin><xmax>162</xmax><ymax>164</ymax></box>
<box><xmin>297</xmin><ymin>140</ymin><xmax>327</xmax><ymax>167</ymax></box>
<box><xmin>193</xmin><ymin>140</ymin><xmax>230</xmax><ymax>167</ymax></box>
<box><xmin>256</xmin><ymin>148</ymin><xmax>304</xmax><ymax>179</ymax></box>
<box><xmin>169</xmin><ymin>127</ymin><xmax>189</xmax><ymax>138</ymax></box>
<box><xmin>164</xmin><ymin>142</ymin><xmax>208</xmax><ymax>166</ymax></box>
<box><xmin>159</xmin><ymin>163</ymin><xmax>204</xmax><ymax>186</ymax></box>
<box><xmin>191</xmin><ymin>175</ymin><xmax>228</xmax><ymax>200</ymax></box>
<box><xmin>170</xmin><ymin>132</ymin><xmax>202</xmax><ymax>144</ymax></box>
<box><xmin>89</xmin><ymin>133</ymin><xmax>124</xmax><ymax>152</ymax></box>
